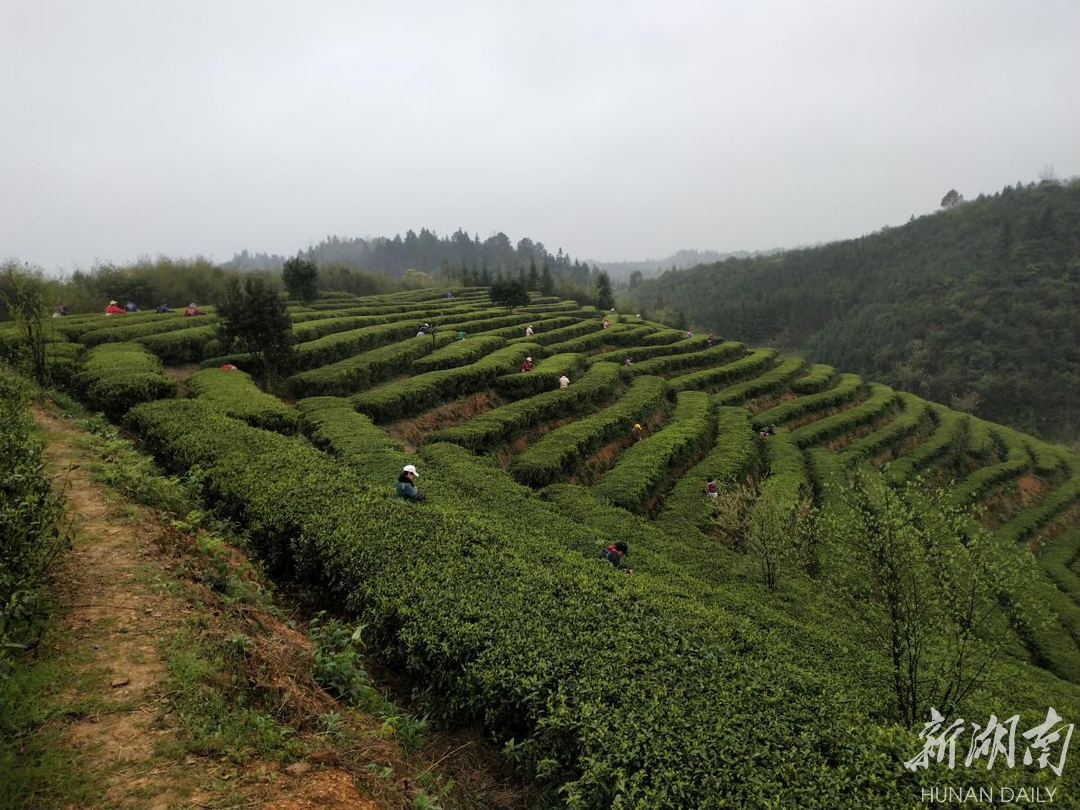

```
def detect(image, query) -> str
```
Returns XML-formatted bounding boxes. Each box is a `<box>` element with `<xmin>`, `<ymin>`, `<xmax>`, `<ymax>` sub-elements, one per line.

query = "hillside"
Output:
<box><xmin>5</xmin><ymin>288</ymin><xmax>1080</xmax><ymax>807</ymax></box>
<box><xmin>628</xmin><ymin>179</ymin><xmax>1080</xmax><ymax>444</ymax></box>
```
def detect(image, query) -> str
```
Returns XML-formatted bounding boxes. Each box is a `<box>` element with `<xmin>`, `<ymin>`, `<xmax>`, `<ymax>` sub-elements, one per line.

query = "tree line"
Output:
<box><xmin>627</xmin><ymin>178</ymin><xmax>1080</xmax><ymax>444</ymax></box>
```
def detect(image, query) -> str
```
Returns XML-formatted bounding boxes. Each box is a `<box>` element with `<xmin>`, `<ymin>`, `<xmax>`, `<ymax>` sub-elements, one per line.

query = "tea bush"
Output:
<box><xmin>493</xmin><ymin>353</ymin><xmax>588</xmax><ymax>400</ymax></box>
<box><xmin>790</xmin><ymin>363</ymin><xmax>836</xmax><ymax>394</ymax></box>
<box><xmin>713</xmin><ymin>356</ymin><xmax>805</xmax><ymax>405</ymax></box>
<box><xmin>754</xmin><ymin>373</ymin><xmax>863</xmax><ymax>426</ymax></box>
<box><xmin>429</xmin><ymin>363</ymin><xmax>622</xmax><ymax>452</ymax></box>
<box><xmin>74</xmin><ymin>342</ymin><xmax>177</xmax><ymax>418</ymax></box>
<box><xmin>593</xmin><ymin>390</ymin><xmax>712</xmax><ymax>512</ymax></box>
<box><xmin>510</xmin><ymin>375</ymin><xmax>667</xmax><ymax>487</ymax></box>
<box><xmin>351</xmin><ymin>343</ymin><xmax>541</xmax><ymax>423</ymax></box>
<box><xmin>621</xmin><ymin>341</ymin><xmax>743</xmax><ymax>378</ymax></box>
<box><xmin>788</xmin><ymin>383</ymin><xmax>897</xmax><ymax>448</ymax></box>
<box><xmin>412</xmin><ymin>335</ymin><xmax>507</xmax><ymax>373</ymax></box>
<box><xmin>667</xmin><ymin>348</ymin><xmax>776</xmax><ymax>393</ymax></box>
<box><xmin>187</xmin><ymin>368</ymin><xmax>299</xmax><ymax>434</ymax></box>
<box><xmin>840</xmin><ymin>392</ymin><xmax>928</xmax><ymax>463</ymax></box>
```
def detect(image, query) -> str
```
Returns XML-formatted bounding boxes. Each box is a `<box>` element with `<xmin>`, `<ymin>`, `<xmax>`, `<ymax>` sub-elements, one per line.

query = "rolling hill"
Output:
<box><xmin>6</xmin><ymin>287</ymin><xmax>1080</xmax><ymax>808</ymax></box>
<box><xmin>628</xmin><ymin>179</ymin><xmax>1080</xmax><ymax>445</ymax></box>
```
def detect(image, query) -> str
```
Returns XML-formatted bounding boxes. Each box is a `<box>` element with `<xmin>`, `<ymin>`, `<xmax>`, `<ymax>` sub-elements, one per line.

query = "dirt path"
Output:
<box><xmin>29</xmin><ymin>404</ymin><xmax>531</xmax><ymax>810</ymax></box>
<box><xmin>35</xmin><ymin>408</ymin><xmax>224</xmax><ymax>809</ymax></box>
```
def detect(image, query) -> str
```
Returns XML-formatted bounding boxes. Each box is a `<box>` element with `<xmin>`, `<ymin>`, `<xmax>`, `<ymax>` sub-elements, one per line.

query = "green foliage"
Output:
<box><xmin>73</xmin><ymin>342</ymin><xmax>178</xmax><ymax>418</ymax></box>
<box><xmin>493</xmin><ymin>352</ymin><xmax>586</xmax><ymax>400</ymax></box>
<box><xmin>286</xmin><ymin>333</ymin><xmax>456</xmax><ymax>398</ymax></box>
<box><xmin>790</xmin><ymin>363</ymin><xmax>836</xmax><ymax>394</ymax></box>
<box><xmin>297</xmin><ymin>396</ymin><xmax>405</xmax><ymax>484</ymax></box>
<box><xmin>753</xmin><ymin>373</ymin><xmax>863</xmax><ymax>428</ymax></box>
<box><xmin>352</xmin><ymin>343</ymin><xmax>541</xmax><ymax>423</ymax></box>
<box><xmin>621</xmin><ymin>341</ymin><xmax>744</xmax><ymax>378</ymax></box>
<box><xmin>840</xmin><ymin>392</ymin><xmax>928</xmax><ymax>463</ymax></box>
<box><xmin>545</xmin><ymin>323</ymin><xmax>655</xmax><ymax>354</ymax></box>
<box><xmin>630</xmin><ymin>180</ymin><xmax>1080</xmax><ymax>442</ymax></box>
<box><xmin>667</xmin><ymin>348</ymin><xmax>776</xmax><ymax>393</ymax></box>
<box><xmin>713</xmin><ymin>356</ymin><xmax>805</xmax><ymax>405</ymax></box>
<box><xmin>993</xmin><ymin>455</ymin><xmax>1080</xmax><ymax>546</ymax></box>
<box><xmin>429</xmin><ymin>363</ymin><xmax>621</xmax><ymax>452</ymax></box>
<box><xmin>507</xmin><ymin>317</ymin><xmax>600</xmax><ymax>346</ymax></box>
<box><xmin>657</xmin><ymin>407</ymin><xmax>756</xmax><ymax>537</ymax></box>
<box><xmin>0</xmin><ymin>263</ymin><xmax>55</xmax><ymax>384</ymax></box>
<box><xmin>0</xmin><ymin>368</ymin><xmax>70</xmax><ymax>679</ymax></box>
<box><xmin>510</xmin><ymin>375</ymin><xmax>667</xmax><ymax>487</ymax></box>
<box><xmin>789</xmin><ymin>383</ymin><xmax>897</xmax><ymax>448</ymax></box>
<box><xmin>135</xmin><ymin>324</ymin><xmax>216</xmax><ymax>364</ymax></box>
<box><xmin>885</xmin><ymin>406</ymin><xmax>966</xmax><ymax>485</ymax></box>
<box><xmin>816</xmin><ymin>473</ymin><xmax>1037</xmax><ymax>725</ymax></box>
<box><xmin>215</xmin><ymin>276</ymin><xmax>295</xmax><ymax>386</ymax></box>
<box><xmin>188</xmin><ymin>368</ymin><xmax>300</xmax><ymax>434</ymax></box>
<box><xmin>488</xmin><ymin>278</ymin><xmax>530</xmax><ymax>310</ymax></box>
<box><xmin>78</xmin><ymin>312</ymin><xmax>210</xmax><ymax>346</ymax></box>
<box><xmin>411</xmin><ymin>335</ymin><xmax>507</xmax><ymax>373</ymax></box>
<box><xmin>593</xmin><ymin>390</ymin><xmax>712</xmax><ymax>512</ymax></box>
<box><xmin>594</xmin><ymin>270</ymin><xmax>615</xmax><ymax>310</ymax></box>
<box><xmin>282</xmin><ymin>256</ymin><xmax>319</xmax><ymax>304</ymax></box>
<box><xmin>949</xmin><ymin>427</ymin><xmax>1030</xmax><ymax>507</ymax></box>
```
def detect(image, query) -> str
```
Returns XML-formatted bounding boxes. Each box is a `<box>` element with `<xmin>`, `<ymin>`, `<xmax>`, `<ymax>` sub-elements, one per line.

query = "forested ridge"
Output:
<box><xmin>629</xmin><ymin>180</ymin><xmax>1080</xmax><ymax>443</ymax></box>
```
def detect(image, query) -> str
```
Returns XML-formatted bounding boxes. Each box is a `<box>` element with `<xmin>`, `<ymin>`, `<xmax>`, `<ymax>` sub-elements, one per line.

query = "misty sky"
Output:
<box><xmin>2</xmin><ymin>0</ymin><xmax>1079</xmax><ymax>273</ymax></box>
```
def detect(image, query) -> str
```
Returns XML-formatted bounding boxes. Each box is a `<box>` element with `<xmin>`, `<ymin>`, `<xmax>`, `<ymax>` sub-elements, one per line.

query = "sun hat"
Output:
<box><xmin>403</xmin><ymin>464</ymin><xmax>419</xmax><ymax>477</ymax></box>
<box><xmin>109</xmin><ymin>300</ymin><xmax>117</xmax><ymax>305</ymax></box>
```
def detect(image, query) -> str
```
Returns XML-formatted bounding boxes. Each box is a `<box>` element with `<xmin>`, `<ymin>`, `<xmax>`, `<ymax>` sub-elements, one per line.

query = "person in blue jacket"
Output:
<box><xmin>395</xmin><ymin>464</ymin><xmax>426</xmax><ymax>502</ymax></box>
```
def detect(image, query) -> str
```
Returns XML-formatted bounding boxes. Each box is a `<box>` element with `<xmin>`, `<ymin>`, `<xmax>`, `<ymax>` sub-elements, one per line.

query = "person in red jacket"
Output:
<box><xmin>104</xmin><ymin>300</ymin><xmax>126</xmax><ymax>315</ymax></box>
<box><xmin>185</xmin><ymin>302</ymin><xmax>206</xmax><ymax>316</ymax></box>
<box><xmin>521</xmin><ymin>356</ymin><xmax>534</xmax><ymax>372</ymax></box>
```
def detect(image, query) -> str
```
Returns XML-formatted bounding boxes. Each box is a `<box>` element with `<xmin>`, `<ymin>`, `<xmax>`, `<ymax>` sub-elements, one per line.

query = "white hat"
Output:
<box><xmin>403</xmin><ymin>464</ymin><xmax>419</xmax><ymax>477</ymax></box>
<box><xmin>526</xmin><ymin>356</ymin><xmax>532</xmax><ymax>362</ymax></box>
<box><xmin>189</xmin><ymin>302</ymin><xmax>197</xmax><ymax>307</ymax></box>
<box><xmin>109</xmin><ymin>300</ymin><xmax>117</xmax><ymax>305</ymax></box>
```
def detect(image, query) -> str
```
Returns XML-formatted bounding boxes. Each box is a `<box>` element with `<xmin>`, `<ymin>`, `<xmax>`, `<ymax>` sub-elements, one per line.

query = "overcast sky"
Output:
<box><xmin>2</xmin><ymin>0</ymin><xmax>1078</xmax><ymax>273</ymax></box>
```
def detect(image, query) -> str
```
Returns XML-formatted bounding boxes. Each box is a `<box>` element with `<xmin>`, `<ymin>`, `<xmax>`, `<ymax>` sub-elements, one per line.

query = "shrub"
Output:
<box><xmin>840</xmin><ymin>392</ymin><xmax>928</xmax><ymax>463</ymax></box>
<box><xmin>753</xmin><ymin>373</ymin><xmax>863</xmax><ymax>428</ymax></box>
<box><xmin>667</xmin><ymin>348</ymin><xmax>776</xmax><ymax>393</ymax></box>
<box><xmin>121</xmin><ymin>397</ymin><xmax>1060</xmax><ymax>807</ymax></box>
<box><xmin>412</xmin><ymin>336</ymin><xmax>507</xmax><ymax>373</ymax></box>
<box><xmin>657</xmin><ymin>407</ymin><xmax>756</xmax><ymax>537</ymax></box>
<box><xmin>135</xmin><ymin>325</ymin><xmax>216</xmax><ymax>364</ymax></box>
<box><xmin>78</xmin><ymin>313</ymin><xmax>206</xmax><ymax>346</ymax></box>
<box><xmin>507</xmin><ymin>318</ymin><xmax>601</xmax><ymax>346</ymax></box>
<box><xmin>0</xmin><ymin>367</ymin><xmax>69</xmax><ymax>678</ymax></box>
<box><xmin>788</xmin><ymin>383</ymin><xmax>897</xmax><ymax>448</ymax></box>
<box><xmin>713</xmin><ymin>357</ymin><xmax>805</xmax><ymax>405</ymax></box>
<box><xmin>622</xmin><ymin>342</ymin><xmax>744</xmax><ymax>379</ymax></box>
<box><xmin>429</xmin><ymin>362</ymin><xmax>622</xmax><ymax>452</ymax></box>
<box><xmin>493</xmin><ymin>352</ymin><xmax>587</xmax><ymax>400</ymax></box>
<box><xmin>285</xmin><ymin>333</ymin><xmax>457</xmax><ymax>398</ymax></box>
<box><xmin>188</xmin><ymin>368</ymin><xmax>299</xmax><ymax>434</ymax></box>
<box><xmin>994</xmin><ymin>456</ymin><xmax>1080</xmax><ymax>546</ymax></box>
<box><xmin>74</xmin><ymin>342</ymin><xmax>178</xmax><ymax>418</ymax></box>
<box><xmin>351</xmin><ymin>343</ymin><xmax>541</xmax><ymax>423</ymax></box>
<box><xmin>545</xmin><ymin>324</ymin><xmax>655</xmax><ymax>354</ymax></box>
<box><xmin>510</xmin><ymin>375</ymin><xmax>667</xmax><ymax>487</ymax></box>
<box><xmin>885</xmin><ymin>405</ymin><xmax>965</xmax><ymax>485</ymax></box>
<box><xmin>297</xmin><ymin>397</ymin><xmax>406</xmax><ymax>484</ymax></box>
<box><xmin>949</xmin><ymin>428</ymin><xmax>1030</xmax><ymax>507</ymax></box>
<box><xmin>790</xmin><ymin>364</ymin><xmax>836</xmax><ymax>394</ymax></box>
<box><xmin>593</xmin><ymin>390</ymin><xmax>712</xmax><ymax>512</ymax></box>
<box><xmin>584</xmin><ymin>335</ymin><xmax>711</xmax><ymax>367</ymax></box>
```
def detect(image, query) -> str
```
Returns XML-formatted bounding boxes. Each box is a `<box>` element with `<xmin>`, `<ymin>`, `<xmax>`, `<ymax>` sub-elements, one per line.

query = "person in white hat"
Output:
<box><xmin>521</xmin><ymin>356</ymin><xmax>534</xmax><ymax>372</ymax></box>
<box><xmin>395</xmin><ymin>464</ymin><xmax>425</xmax><ymax>502</ymax></box>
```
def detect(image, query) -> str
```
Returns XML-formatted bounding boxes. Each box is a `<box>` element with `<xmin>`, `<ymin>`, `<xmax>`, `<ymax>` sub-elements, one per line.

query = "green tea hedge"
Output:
<box><xmin>510</xmin><ymin>375</ymin><xmax>667</xmax><ymax>487</ymax></box>
<box><xmin>74</xmin><ymin>342</ymin><xmax>178</xmax><ymax>418</ymax></box>
<box><xmin>593</xmin><ymin>390</ymin><xmax>712</xmax><ymax>512</ymax></box>
<box><xmin>352</xmin><ymin>343</ymin><xmax>541</xmax><ymax>423</ymax></box>
<box><xmin>188</xmin><ymin>367</ymin><xmax>300</xmax><ymax>434</ymax></box>
<box><xmin>428</xmin><ymin>363</ymin><xmax>621</xmax><ymax>452</ymax></box>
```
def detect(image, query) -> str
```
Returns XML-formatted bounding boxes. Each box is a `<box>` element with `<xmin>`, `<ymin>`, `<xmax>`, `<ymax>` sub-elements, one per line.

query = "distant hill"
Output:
<box><xmin>589</xmin><ymin>248</ymin><xmax>778</xmax><ymax>280</ymax></box>
<box><xmin>629</xmin><ymin>179</ymin><xmax>1080</xmax><ymax>444</ymax></box>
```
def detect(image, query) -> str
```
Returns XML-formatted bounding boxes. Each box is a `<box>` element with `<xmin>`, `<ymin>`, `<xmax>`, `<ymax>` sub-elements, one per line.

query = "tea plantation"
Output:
<box><xmin>7</xmin><ymin>286</ymin><xmax>1080</xmax><ymax>808</ymax></box>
